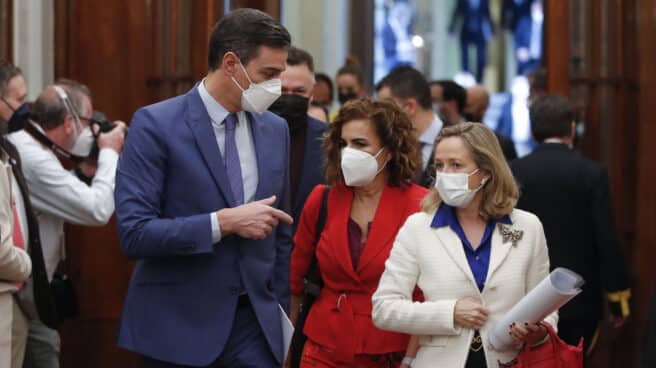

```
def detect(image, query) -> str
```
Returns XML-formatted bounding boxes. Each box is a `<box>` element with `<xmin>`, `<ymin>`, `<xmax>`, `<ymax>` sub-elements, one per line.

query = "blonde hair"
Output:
<box><xmin>420</xmin><ymin>123</ymin><xmax>519</xmax><ymax>220</ymax></box>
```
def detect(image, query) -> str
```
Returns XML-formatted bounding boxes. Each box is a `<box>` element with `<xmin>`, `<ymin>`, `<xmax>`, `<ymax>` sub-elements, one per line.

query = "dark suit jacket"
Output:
<box><xmin>449</xmin><ymin>0</ymin><xmax>493</xmax><ymax>43</ymax></box>
<box><xmin>292</xmin><ymin>116</ymin><xmax>328</xmax><ymax>228</ymax></box>
<box><xmin>510</xmin><ymin>143</ymin><xmax>630</xmax><ymax>321</ymax></box>
<box><xmin>0</xmin><ymin>139</ymin><xmax>57</xmax><ymax>329</ymax></box>
<box><xmin>115</xmin><ymin>86</ymin><xmax>293</xmax><ymax>366</ymax></box>
<box><xmin>495</xmin><ymin>131</ymin><xmax>518</xmax><ymax>161</ymax></box>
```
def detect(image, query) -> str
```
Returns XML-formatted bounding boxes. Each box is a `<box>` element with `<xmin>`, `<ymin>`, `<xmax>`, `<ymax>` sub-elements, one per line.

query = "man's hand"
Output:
<box><xmin>217</xmin><ymin>196</ymin><xmax>293</xmax><ymax>240</ymax></box>
<box><xmin>78</xmin><ymin>159</ymin><xmax>98</xmax><ymax>178</ymax></box>
<box><xmin>97</xmin><ymin>121</ymin><xmax>127</xmax><ymax>153</ymax></box>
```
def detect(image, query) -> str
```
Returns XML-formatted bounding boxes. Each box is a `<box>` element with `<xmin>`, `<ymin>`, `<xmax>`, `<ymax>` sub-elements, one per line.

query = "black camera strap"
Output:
<box><xmin>24</xmin><ymin>121</ymin><xmax>86</xmax><ymax>164</ymax></box>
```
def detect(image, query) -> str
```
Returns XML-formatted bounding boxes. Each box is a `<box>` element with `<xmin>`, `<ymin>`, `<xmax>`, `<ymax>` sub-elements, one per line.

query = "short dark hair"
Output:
<box><xmin>528</xmin><ymin>69</ymin><xmax>547</xmax><ymax>93</ymax></box>
<box><xmin>376</xmin><ymin>66</ymin><xmax>432</xmax><ymax>110</ymax></box>
<box><xmin>530</xmin><ymin>94</ymin><xmax>575</xmax><ymax>142</ymax></box>
<box><xmin>32</xmin><ymin>84</ymin><xmax>89</xmax><ymax>130</ymax></box>
<box><xmin>0</xmin><ymin>60</ymin><xmax>23</xmax><ymax>98</ymax></box>
<box><xmin>207</xmin><ymin>8</ymin><xmax>291</xmax><ymax>71</ymax></box>
<box><xmin>432</xmin><ymin>80</ymin><xmax>466</xmax><ymax>114</ymax></box>
<box><xmin>287</xmin><ymin>46</ymin><xmax>314</xmax><ymax>72</ymax></box>
<box><xmin>336</xmin><ymin>57</ymin><xmax>363</xmax><ymax>85</ymax></box>
<box><xmin>314</xmin><ymin>73</ymin><xmax>334</xmax><ymax>105</ymax></box>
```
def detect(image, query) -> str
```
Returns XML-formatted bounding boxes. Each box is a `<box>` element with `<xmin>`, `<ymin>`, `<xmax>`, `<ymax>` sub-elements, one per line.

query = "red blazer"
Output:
<box><xmin>290</xmin><ymin>182</ymin><xmax>428</xmax><ymax>364</ymax></box>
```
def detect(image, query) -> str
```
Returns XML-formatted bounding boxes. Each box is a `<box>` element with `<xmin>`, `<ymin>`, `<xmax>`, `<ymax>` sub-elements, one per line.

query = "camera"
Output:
<box><xmin>88</xmin><ymin>110</ymin><xmax>126</xmax><ymax>159</ymax></box>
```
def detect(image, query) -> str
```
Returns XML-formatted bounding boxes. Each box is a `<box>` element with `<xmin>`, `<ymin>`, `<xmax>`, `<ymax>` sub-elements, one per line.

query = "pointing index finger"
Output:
<box><xmin>269</xmin><ymin>207</ymin><xmax>293</xmax><ymax>224</ymax></box>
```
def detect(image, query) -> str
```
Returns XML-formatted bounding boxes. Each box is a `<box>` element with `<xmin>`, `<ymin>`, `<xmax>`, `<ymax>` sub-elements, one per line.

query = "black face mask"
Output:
<box><xmin>338</xmin><ymin>91</ymin><xmax>357</xmax><ymax>105</ymax></box>
<box><xmin>268</xmin><ymin>94</ymin><xmax>309</xmax><ymax>132</ymax></box>
<box><xmin>1</xmin><ymin>99</ymin><xmax>31</xmax><ymax>134</ymax></box>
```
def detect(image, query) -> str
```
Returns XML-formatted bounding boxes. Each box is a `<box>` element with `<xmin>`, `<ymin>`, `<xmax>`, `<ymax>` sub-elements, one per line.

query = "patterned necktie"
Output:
<box><xmin>12</xmin><ymin>200</ymin><xmax>25</xmax><ymax>289</ymax></box>
<box><xmin>224</xmin><ymin>113</ymin><xmax>244</xmax><ymax>205</ymax></box>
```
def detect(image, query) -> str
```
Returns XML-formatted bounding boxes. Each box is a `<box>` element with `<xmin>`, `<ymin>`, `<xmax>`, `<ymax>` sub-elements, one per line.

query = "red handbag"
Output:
<box><xmin>511</xmin><ymin>322</ymin><xmax>583</xmax><ymax>368</ymax></box>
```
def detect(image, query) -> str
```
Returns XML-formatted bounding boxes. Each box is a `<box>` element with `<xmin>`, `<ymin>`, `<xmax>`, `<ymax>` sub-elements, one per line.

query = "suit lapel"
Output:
<box><xmin>247</xmin><ymin>112</ymin><xmax>273</xmax><ymax>201</ymax></box>
<box><xmin>432</xmin><ymin>226</ymin><xmax>478</xmax><ymax>289</ymax></box>
<box><xmin>184</xmin><ymin>88</ymin><xmax>237</xmax><ymax>207</ymax></box>
<box><xmin>329</xmin><ymin>187</ymin><xmax>361</xmax><ymax>281</ymax></box>
<box><xmin>357</xmin><ymin>185</ymin><xmax>408</xmax><ymax>273</ymax></box>
<box><xmin>486</xmin><ymin>219</ymin><xmax>514</xmax><ymax>282</ymax></box>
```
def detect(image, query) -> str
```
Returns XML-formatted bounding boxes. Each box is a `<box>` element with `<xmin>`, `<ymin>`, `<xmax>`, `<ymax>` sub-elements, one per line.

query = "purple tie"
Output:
<box><xmin>224</xmin><ymin>113</ymin><xmax>244</xmax><ymax>205</ymax></box>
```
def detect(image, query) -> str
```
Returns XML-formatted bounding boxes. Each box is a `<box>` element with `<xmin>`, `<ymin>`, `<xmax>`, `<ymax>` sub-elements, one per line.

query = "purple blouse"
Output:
<box><xmin>347</xmin><ymin>218</ymin><xmax>372</xmax><ymax>269</ymax></box>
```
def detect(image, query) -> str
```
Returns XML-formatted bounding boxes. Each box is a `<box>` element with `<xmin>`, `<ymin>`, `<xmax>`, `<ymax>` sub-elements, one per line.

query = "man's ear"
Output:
<box><xmin>222</xmin><ymin>52</ymin><xmax>239</xmax><ymax>77</ymax></box>
<box><xmin>405</xmin><ymin>98</ymin><xmax>418</xmax><ymax>117</ymax></box>
<box><xmin>63</xmin><ymin>115</ymin><xmax>75</xmax><ymax>136</ymax></box>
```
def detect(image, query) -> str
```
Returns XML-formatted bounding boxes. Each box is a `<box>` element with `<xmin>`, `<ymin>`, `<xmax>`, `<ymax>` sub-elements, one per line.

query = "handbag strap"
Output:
<box><xmin>302</xmin><ymin>185</ymin><xmax>330</xmax><ymax>296</ymax></box>
<box><xmin>516</xmin><ymin>321</ymin><xmax>561</xmax><ymax>365</ymax></box>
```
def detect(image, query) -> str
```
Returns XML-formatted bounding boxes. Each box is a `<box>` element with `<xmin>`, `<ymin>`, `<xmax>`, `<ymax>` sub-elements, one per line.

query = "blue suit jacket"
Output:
<box><xmin>292</xmin><ymin>116</ymin><xmax>328</xmax><ymax>227</ymax></box>
<box><xmin>115</xmin><ymin>86</ymin><xmax>293</xmax><ymax>366</ymax></box>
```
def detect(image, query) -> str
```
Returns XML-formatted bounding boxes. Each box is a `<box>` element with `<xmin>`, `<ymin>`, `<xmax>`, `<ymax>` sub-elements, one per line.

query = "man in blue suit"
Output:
<box><xmin>114</xmin><ymin>9</ymin><xmax>294</xmax><ymax>367</ymax></box>
<box><xmin>268</xmin><ymin>46</ymin><xmax>328</xmax><ymax>229</ymax></box>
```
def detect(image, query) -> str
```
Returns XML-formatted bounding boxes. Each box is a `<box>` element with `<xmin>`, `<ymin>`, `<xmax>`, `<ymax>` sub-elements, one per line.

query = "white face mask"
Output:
<box><xmin>341</xmin><ymin>147</ymin><xmax>386</xmax><ymax>187</ymax></box>
<box><xmin>231</xmin><ymin>62</ymin><xmax>281</xmax><ymax>113</ymax></box>
<box><xmin>434</xmin><ymin>168</ymin><xmax>488</xmax><ymax>208</ymax></box>
<box><xmin>70</xmin><ymin>126</ymin><xmax>94</xmax><ymax>157</ymax></box>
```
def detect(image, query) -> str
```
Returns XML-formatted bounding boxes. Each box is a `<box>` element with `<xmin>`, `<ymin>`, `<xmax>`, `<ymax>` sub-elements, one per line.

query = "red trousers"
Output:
<box><xmin>300</xmin><ymin>339</ymin><xmax>403</xmax><ymax>368</ymax></box>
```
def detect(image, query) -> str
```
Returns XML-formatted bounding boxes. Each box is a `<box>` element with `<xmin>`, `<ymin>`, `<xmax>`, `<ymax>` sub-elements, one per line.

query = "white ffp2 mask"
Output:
<box><xmin>231</xmin><ymin>62</ymin><xmax>281</xmax><ymax>113</ymax></box>
<box><xmin>434</xmin><ymin>169</ymin><xmax>487</xmax><ymax>208</ymax></box>
<box><xmin>341</xmin><ymin>147</ymin><xmax>386</xmax><ymax>187</ymax></box>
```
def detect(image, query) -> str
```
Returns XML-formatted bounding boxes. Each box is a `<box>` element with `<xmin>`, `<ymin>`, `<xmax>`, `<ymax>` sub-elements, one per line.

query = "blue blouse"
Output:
<box><xmin>431</xmin><ymin>204</ymin><xmax>512</xmax><ymax>292</ymax></box>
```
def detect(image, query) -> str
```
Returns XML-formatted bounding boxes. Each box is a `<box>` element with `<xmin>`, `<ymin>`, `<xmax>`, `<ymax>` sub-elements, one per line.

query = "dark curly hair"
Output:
<box><xmin>324</xmin><ymin>98</ymin><xmax>420</xmax><ymax>186</ymax></box>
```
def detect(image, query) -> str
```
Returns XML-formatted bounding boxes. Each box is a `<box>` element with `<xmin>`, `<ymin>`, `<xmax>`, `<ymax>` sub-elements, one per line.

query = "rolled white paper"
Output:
<box><xmin>488</xmin><ymin>267</ymin><xmax>584</xmax><ymax>350</ymax></box>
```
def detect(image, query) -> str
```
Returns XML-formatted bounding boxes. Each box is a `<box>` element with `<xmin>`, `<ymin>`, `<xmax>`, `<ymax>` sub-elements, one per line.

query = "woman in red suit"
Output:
<box><xmin>290</xmin><ymin>98</ymin><xmax>428</xmax><ymax>368</ymax></box>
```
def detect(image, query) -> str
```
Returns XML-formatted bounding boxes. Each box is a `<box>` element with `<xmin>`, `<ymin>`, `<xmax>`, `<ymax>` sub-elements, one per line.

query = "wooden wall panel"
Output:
<box><xmin>633</xmin><ymin>0</ymin><xmax>656</xmax><ymax>366</ymax></box>
<box><xmin>0</xmin><ymin>0</ymin><xmax>12</xmax><ymax>62</ymax></box>
<box><xmin>544</xmin><ymin>0</ymin><xmax>569</xmax><ymax>95</ymax></box>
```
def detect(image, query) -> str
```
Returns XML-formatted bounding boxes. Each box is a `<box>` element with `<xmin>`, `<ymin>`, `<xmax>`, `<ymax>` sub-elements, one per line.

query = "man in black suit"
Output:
<box><xmin>449</xmin><ymin>0</ymin><xmax>493</xmax><ymax>82</ymax></box>
<box><xmin>376</xmin><ymin>66</ymin><xmax>443</xmax><ymax>188</ymax></box>
<box><xmin>268</xmin><ymin>47</ymin><xmax>328</xmax><ymax>228</ymax></box>
<box><xmin>511</xmin><ymin>95</ymin><xmax>631</xmax><ymax>357</ymax></box>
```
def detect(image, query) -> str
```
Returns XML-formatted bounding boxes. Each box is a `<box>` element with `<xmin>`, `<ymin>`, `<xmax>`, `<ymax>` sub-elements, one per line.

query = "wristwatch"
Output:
<box><xmin>402</xmin><ymin>357</ymin><xmax>415</xmax><ymax>366</ymax></box>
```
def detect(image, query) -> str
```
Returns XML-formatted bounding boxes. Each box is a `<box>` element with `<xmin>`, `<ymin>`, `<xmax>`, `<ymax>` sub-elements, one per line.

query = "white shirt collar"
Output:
<box><xmin>418</xmin><ymin>114</ymin><xmax>443</xmax><ymax>146</ymax></box>
<box><xmin>198</xmin><ymin>79</ymin><xmax>230</xmax><ymax>125</ymax></box>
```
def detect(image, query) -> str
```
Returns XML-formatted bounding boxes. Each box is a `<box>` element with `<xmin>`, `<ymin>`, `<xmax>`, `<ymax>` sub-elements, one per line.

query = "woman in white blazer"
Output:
<box><xmin>0</xmin><ymin>144</ymin><xmax>32</xmax><ymax>368</ymax></box>
<box><xmin>372</xmin><ymin>123</ymin><xmax>557</xmax><ymax>368</ymax></box>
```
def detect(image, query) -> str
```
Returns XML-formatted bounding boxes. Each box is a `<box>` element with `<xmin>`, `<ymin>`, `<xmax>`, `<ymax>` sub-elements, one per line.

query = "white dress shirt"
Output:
<box><xmin>8</xmin><ymin>129</ymin><xmax>118</xmax><ymax>281</ymax></box>
<box><xmin>418</xmin><ymin>115</ymin><xmax>443</xmax><ymax>170</ymax></box>
<box><xmin>198</xmin><ymin>81</ymin><xmax>258</xmax><ymax>244</ymax></box>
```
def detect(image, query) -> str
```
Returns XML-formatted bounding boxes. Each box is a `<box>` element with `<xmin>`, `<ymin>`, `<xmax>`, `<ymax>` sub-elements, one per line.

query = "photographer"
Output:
<box><xmin>7</xmin><ymin>80</ymin><xmax>125</xmax><ymax>368</ymax></box>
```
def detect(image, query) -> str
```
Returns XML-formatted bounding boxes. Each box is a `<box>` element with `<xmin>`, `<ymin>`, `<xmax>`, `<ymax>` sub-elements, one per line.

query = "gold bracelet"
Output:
<box><xmin>529</xmin><ymin>333</ymin><xmax>550</xmax><ymax>348</ymax></box>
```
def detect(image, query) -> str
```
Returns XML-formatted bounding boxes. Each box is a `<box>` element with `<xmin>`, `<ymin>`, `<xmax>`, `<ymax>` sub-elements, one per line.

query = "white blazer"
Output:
<box><xmin>0</xmin><ymin>149</ymin><xmax>31</xmax><ymax>368</ymax></box>
<box><xmin>372</xmin><ymin>208</ymin><xmax>558</xmax><ymax>368</ymax></box>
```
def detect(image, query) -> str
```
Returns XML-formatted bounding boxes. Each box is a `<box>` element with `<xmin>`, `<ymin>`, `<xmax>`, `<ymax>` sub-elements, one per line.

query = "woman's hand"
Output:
<box><xmin>509</xmin><ymin>321</ymin><xmax>549</xmax><ymax>345</ymax></box>
<box><xmin>454</xmin><ymin>297</ymin><xmax>490</xmax><ymax>330</ymax></box>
